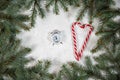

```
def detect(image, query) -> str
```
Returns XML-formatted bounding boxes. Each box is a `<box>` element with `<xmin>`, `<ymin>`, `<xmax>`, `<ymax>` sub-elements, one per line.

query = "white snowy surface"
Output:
<box><xmin>17</xmin><ymin>7</ymin><xmax>99</xmax><ymax>65</ymax></box>
<box><xmin>17</xmin><ymin>0</ymin><xmax>120</xmax><ymax>72</ymax></box>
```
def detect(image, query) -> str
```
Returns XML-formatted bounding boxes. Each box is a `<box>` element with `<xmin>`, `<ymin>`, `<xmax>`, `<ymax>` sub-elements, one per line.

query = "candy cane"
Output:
<box><xmin>71</xmin><ymin>22</ymin><xmax>93</xmax><ymax>61</ymax></box>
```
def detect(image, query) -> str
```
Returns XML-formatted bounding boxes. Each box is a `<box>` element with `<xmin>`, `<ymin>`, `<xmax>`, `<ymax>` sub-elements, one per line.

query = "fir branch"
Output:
<box><xmin>31</xmin><ymin>0</ymin><xmax>37</xmax><ymax>27</ymax></box>
<box><xmin>88</xmin><ymin>0</ymin><xmax>94</xmax><ymax>24</ymax></box>
<box><xmin>76</xmin><ymin>6</ymin><xmax>87</xmax><ymax>21</ymax></box>
<box><xmin>54</xmin><ymin>0</ymin><xmax>59</xmax><ymax>14</ymax></box>
<box><xmin>36</xmin><ymin>0</ymin><xmax>45</xmax><ymax>18</ymax></box>
<box><xmin>45</xmin><ymin>0</ymin><xmax>54</xmax><ymax>11</ymax></box>
<box><xmin>59</xmin><ymin>0</ymin><xmax>68</xmax><ymax>11</ymax></box>
<box><xmin>0</xmin><ymin>0</ymin><xmax>11</xmax><ymax>11</ymax></box>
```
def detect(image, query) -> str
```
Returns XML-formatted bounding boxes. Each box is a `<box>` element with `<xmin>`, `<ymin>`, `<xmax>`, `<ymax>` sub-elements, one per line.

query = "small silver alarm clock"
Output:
<box><xmin>48</xmin><ymin>30</ymin><xmax>64</xmax><ymax>45</ymax></box>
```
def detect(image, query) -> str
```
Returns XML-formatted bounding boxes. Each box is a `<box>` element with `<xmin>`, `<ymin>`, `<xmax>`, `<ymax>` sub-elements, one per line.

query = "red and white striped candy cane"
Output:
<box><xmin>71</xmin><ymin>22</ymin><xmax>93</xmax><ymax>61</ymax></box>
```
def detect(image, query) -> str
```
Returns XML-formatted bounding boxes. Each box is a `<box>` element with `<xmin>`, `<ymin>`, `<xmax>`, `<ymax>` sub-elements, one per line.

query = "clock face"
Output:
<box><xmin>52</xmin><ymin>34</ymin><xmax>60</xmax><ymax>43</ymax></box>
<box><xmin>50</xmin><ymin>30</ymin><xmax>63</xmax><ymax>45</ymax></box>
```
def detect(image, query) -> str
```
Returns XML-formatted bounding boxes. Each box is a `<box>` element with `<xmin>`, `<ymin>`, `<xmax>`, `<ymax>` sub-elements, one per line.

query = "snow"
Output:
<box><xmin>17</xmin><ymin>0</ymin><xmax>120</xmax><ymax>71</ymax></box>
<box><xmin>17</xmin><ymin>7</ymin><xmax>99</xmax><ymax>72</ymax></box>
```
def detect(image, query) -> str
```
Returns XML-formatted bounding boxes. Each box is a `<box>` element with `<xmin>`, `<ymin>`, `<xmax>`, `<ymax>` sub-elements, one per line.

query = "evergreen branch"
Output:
<box><xmin>24</xmin><ymin>0</ymin><xmax>34</xmax><ymax>9</ymax></box>
<box><xmin>82</xmin><ymin>0</ymin><xmax>89</xmax><ymax>6</ymax></box>
<box><xmin>26</xmin><ymin>60</ymin><xmax>52</xmax><ymax>80</ymax></box>
<box><xmin>45</xmin><ymin>0</ymin><xmax>54</xmax><ymax>10</ymax></box>
<box><xmin>0</xmin><ymin>12</ymin><xmax>13</xmax><ymax>20</ymax></box>
<box><xmin>65</xmin><ymin>0</ymin><xmax>81</xmax><ymax>6</ymax></box>
<box><xmin>97</xmin><ymin>8</ymin><xmax>120</xmax><ymax>18</ymax></box>
<box><xmin>59</xmin><ymin>0</ymin><xmax>68</xmax><ymax>11</ymax></box>
<box><xmin>0</xmin><ymin>0</ymin><xmax>11</xmax><ymax>11</ymax></box>
<box><xmin>100</xmin><ymin>40</ymin><xmax>120</xmax><ymax>70</ymax></box>
<box><xmin>0</xmin><ymin>12</ymin><xmax>30</xmax><ymax>31</ymax></box>
<box><xmin>61</xmin><ymin>65</ymin><xmax>73</xmax><ymax>80</ymax></box>
<box><xmin>54</xmin><ymin>0</ymin><xmax>59</xmax><ymax>14</ymax></box>
<box><xmin>36</xmin><ymin>0</ymin><xmax>45</xmax><ymax>18</ymax></box>
<box><xmin>43</xmin><ymin>60</ymin><xmax>51</xmax><ymax>71</ymax></box>
<box><xmin>84</xmin><ymin>57</ymin><xmax>105</xmax><ymax>80</ymax></box>
<box><xmin>31</xmin><ymin>1</ymin><xmax>37</xmax><ymax>27</ymax></box>
<box><xmin>76</xmin><ymin>6</ymin><xmax>87</xmax><ymax>21</ymax></box>
<box><xmin>11</xmin><ymin>21</ymin><xmax>30</xmax><ymax>31</ymax></box>
<box><xmin>96</xmin><ymin>30</ymin><xmax>114</xmax><ymax>35</ymax></box>
<box><xmin>0</xmin><ymin>12</ymin><xmax>29</xmax><ymax>22</ymax></box>
<box><xmin>96</xmin><ymin>18</ymin><xmax>112</xmax><ymax>35</ymax></box>
<box><xmin>1</xmin><ymin>47</ymin><xmax>31</xmax><ymax>67</ymax></box>
<box><xmin>88</xmin><ymin>0</ymin><xmax>94</xmax><ymax>24</ymax></box>
<box><xmin>73</xmin><ymin>0</ymin><xmax>81</xmax><ymax>7</ymax></box>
